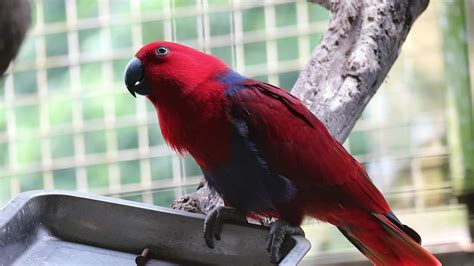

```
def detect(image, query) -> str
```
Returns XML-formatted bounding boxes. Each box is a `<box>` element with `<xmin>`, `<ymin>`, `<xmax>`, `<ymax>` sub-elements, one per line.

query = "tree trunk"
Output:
<box><xmin>172</xmin><ymin>0</ymin><xmax>430</xmax><ymax>215</ymax></box>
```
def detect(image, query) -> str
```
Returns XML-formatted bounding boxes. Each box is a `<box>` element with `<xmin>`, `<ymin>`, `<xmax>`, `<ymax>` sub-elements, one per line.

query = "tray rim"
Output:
<box><xmin>1</xmin><ymin>190</ymin><xmax>206</xmax><ymax>223</ymax></box>
<box><xmin>0</xmin><ymin>190</ymin><xmax>311</xmax><ymax>266</ymax></box>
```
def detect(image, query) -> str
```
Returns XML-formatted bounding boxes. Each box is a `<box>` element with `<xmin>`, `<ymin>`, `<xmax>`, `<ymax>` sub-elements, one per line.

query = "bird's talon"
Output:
<box><xmin>203</xmin><ymin>206</ymin><xmax>246</xmax><ymax>249</ymax></box>
<box><xmin>267</xmin><ymin>219</ymin><xmax>305</xmax><ymax>264</ymax></box>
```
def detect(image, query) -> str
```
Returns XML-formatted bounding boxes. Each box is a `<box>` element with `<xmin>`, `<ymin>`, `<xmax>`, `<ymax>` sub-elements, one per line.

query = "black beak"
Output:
<box><xmin>124</xmin><ymin>57</ymin><xmax>150</xmax><ymax>97</ymax></box>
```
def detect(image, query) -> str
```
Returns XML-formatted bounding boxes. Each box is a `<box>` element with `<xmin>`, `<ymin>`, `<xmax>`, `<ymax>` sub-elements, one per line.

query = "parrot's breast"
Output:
<box><xmin>151</xmin><ymin>78</ymin><xmax>232</xmax><ymax>167</ymax></box>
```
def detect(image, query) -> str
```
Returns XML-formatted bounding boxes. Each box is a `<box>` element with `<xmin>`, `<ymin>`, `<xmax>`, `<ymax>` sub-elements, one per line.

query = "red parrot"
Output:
<box><xmin>124</xmin><ymin>42</ymin><xmax>441</xmax><ymax>265</ymax></box>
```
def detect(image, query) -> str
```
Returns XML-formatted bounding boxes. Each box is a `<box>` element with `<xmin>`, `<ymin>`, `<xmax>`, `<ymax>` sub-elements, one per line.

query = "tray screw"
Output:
<box><xmin>135</xmin><ymin>247</ymin><xmax>151</xmax><ymax>266</ymax></box>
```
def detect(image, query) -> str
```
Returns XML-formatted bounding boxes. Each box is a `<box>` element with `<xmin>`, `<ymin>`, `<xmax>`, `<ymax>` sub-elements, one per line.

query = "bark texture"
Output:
<box><xmin>296</xmin><ymin>0</ymin><xmax>429</xmax><ymax>141</ymax></box>
<box><xmin>0</xmin><ymin>0</ymin><xmax>31</xmax><ymax>75</ymax></box>
<box><xmin>172</xmin><ymin>0</ymin><xmax>430</xmax><ymax>214</ymax></box>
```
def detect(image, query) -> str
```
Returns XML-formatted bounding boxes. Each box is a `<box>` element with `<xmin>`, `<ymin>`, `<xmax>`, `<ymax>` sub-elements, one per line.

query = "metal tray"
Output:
<box><xmin>0</xmin><ymin>191</ymin><xmax>310</xmax><ymax>265</ymax></box>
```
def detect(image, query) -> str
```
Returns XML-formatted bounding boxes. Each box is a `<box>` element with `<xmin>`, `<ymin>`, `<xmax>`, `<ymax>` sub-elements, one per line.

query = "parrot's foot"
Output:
<box><xmin>267</xmin><ymin>219</ymin><xmax>305</xmax><ymax>264</ymax></box>
<box><xmin>203</xmin><ymin>206</ymin><xmax>247</xmax><ymax>248</ymax></box>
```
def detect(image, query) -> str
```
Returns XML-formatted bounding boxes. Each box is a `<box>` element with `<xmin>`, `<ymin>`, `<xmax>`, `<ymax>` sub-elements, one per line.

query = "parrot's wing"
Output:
<box><xmin>227</xmin><ymin>80</ymin><xmax>391</xmax><ymax>215</ymax></box>
<box><xmin>202</xmin><ymin>116</ymin><xmax>297</xmax><ymax>211</ymax></box>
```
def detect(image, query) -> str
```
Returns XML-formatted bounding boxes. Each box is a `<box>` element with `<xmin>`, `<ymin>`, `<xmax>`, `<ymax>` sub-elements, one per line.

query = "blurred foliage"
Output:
<box><xmin>45</xmin><ymin>33</ymin><xmax>68</xmax><ymax>57</ymax></box>
<box><xmin>148</xmin><ymin>123</ymin><xmax>165</xmax><ymax>146</ymax></box>
<box><xmin>84</xmin><ymin>130</ymin><xmax>107</xmax><ymax>154</ymax></box>
<box><xmin>117</xmin><ymin>126</ymin><xmax>139</xmax><ymax>150</ymax></box>
<box><xmin>121</xmin><ymin>193</ymin><xmax>143</xmax><ymax>202</ymax></box>
<box><xmin>109</xmin><ymin>0</ymin><xmax>130</xmax><ymax>17</ymax></box>
<box><xmin>278</xmin><ymin>71</ymin><xmax>299</xmax><ymax>90</ymax></box>
<box><xmin>0</xmin><ymin>142</ymin><xmax>8</xmax><ymax>167</ymax></box>
<box><xmin>210</xmin><ymin>46</ymin><xmax>233</xmax><ymax>66</ymax></box>
<box><xmin>79</xmin><ymin>28</ymin><xmax>103</xmax><ymax>56</ymax></box>
<box><xmin>308</xmin><ymin>3</ymin><xmax>330</xmax><ymax>22</ymax></box>
<box><xmin>150</xmin><ymin>156</ymin><xmax>173</xmax><ymax>181</ymax></box>
<box><xmin>142</xmin><ymin>21</ymin><xmax>165</xmax><ymax>44</ymax></box>
<box><xmin>111</xmin><ymin>25</ymin><xmax>133</xmax><ymax>50</ymax></box>
<box><xmin>276</xmin><ymin>3</ymin><xmax>297</xmax><ymax>27</ymax></box>
<box><xmin>441</xmin><ymin>0</ymin><xmax>474</xmax><ymax>191</ymax></box>
<box><xmin>47</xmin><ymin>67</ymin><xmax>70</xmax><ymax>92</ymax></box>
<box><xmin>0</xmin><ymin>176</ymin><xmax>11</xmax><ymax>203</ymax></box>
<box><xmin>152</xmin><ymin>189</ymin><xmax>175</xmax><ymax>206</ymax></box>
<box><xmin>244</xmin><ymin>42</ymin><xmax>267</xmax><ymax>66</ymax></box>
<box><xmin>348</xmin><ymin>131</ymin><xmax>371</xmax><ymax>156</ymax></box>
<box><xmin>140</xmin><ymin>0</ymin><xmax>165</xmax><ymax>14</ymax></box>
<box><xmin>183</xmin><ymin>154</ymin><xmax>202</xmax><ymax>177</ymax></box>
<box><xmin>77</xmin><ymin>0</ymin><xmax>99</xmax><ymax>19</ymax></box>
<box><xmin>14</xmin><ymin>71</ymin><xmax>37</xmax><ymax>95</ymax></box>
<box><xmin>277</xmin><ymin>37</ymin><xmax>299</xmax><ymax>62</ymax></box>
<box><xmin>15</xmin><ymin>138</ymin><xmax>41</xmax><ymax>166</ymax></box>
<box><xmin>0</xmin><ymin>108</ymin><xmax>5</xmax><ymax>132</ymax></box>
<box><xmin>209</xmin><ymin>12</ymin><xmax>232</xmax><ymax>36</ymax></box>
<box><xmin>243</xmin><ymin>7</ymin><xmax>265</xmax><ymax>32</ymax></box>
<box><xmin>115</xmin><ymin>93</ymin><xmax>136</xmax><ymax>117</ymax></box>
<box><xmin>80</xmin><ymin>63</ymin><xmax>102</xmax><ymax>88</ymax></box>
<box><xmin>48</xmin><ymin>99</ymin><xmax>73</xmax><ymax>126</ymax></box>
<box><xmin>43</xmin><ymin>0</ymin><xmax>66</xmax><ymax>23</ymax></box>
<box><xmin>175</xmin><ymin>16</ymin><xmax>199</xmax><ymax>42</ymax></box>
<box><xmin>15</xmin><ymin>105</ymin><xmax>39</xmax><ymax>129</ymax></box>
<box><xmin>120</xmin><ymin>160</ymin><xmax>141</xmax><ymax>184</ymax></box>
<box><xmin>20</xmin><ymin>172</ymin><xmax>43</xmax><ymax>191</ymax></box>
<box><xmin>87</xmin><ymin>163</ymin><xmax>109</xmax><ymax>188</ymax></box>
<box><xmin>82</xmin><ymin>96</ymin><xmax>105</xmax><ymax>120</ymax></box>
<box><xmin>51</xmin><ymin>134</ymin><xmax>75</xmax><ymax>159</ymax></box>
<box><xmin>53</xmin><ymin>168</ymin><xmax>77</xmax><ymax>190</ymax></box>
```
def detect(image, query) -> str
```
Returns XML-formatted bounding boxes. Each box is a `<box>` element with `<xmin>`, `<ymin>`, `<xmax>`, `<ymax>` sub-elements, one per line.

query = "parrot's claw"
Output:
<box><xmin>203</xmin><ymin>206</ymin><xmax>247</xmax><ymax>249</ymax></box>
<box><xmin>267</xmin><ymin>219</ymin><xmax>305</xmax><ymax>264</ymax></box>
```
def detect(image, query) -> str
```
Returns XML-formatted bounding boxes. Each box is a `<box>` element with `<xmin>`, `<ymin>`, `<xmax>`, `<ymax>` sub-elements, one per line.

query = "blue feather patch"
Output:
<box><xmin>204</xmin><ymin>118</ymin><xmax>297</xmax><ymax>211</ymax></box>
<box><xmin>217</xmin><ymin>70</ymin><xmax>247</xmax><ymax>96</ymax></box>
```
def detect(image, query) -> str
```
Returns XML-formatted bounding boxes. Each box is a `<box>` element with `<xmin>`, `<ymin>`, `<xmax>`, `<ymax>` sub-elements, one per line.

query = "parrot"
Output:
<box><xmin>124</xmin><ymin>41</ymin><xmax>441</xmax><ymax>265</ymax></box>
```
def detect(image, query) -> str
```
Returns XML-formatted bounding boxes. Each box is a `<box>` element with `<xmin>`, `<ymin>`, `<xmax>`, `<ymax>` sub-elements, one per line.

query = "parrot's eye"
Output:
<box><xmin>155</xmin><ymin>46</ymin><xmax>169</xmax><ymax>57</ymax></box>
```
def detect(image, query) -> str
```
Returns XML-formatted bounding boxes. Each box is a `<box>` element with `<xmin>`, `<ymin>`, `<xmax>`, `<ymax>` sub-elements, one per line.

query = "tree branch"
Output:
<box><xmin>172</xmin><ymin>0</ymin><xmax>430</xmax><ymax>214</ymax></box>
<box><xmin>297</xmin><ymin>0</ymin><xmax>429</xmax><ymax>141</ymax></box>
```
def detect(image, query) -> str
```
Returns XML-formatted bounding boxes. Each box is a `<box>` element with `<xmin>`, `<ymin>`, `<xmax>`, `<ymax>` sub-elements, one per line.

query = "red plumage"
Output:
<box><xmin>130</xmin><ymin>42</ymin><xmax>441</xmax><ymax>265</ymax></box>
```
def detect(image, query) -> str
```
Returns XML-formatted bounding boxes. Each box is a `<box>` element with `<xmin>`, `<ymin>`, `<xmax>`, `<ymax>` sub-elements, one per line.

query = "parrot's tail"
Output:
<box><xmin>337</xmin><ymin>212</ymin><xmax>441</xmax><ymax>266</ymax></box>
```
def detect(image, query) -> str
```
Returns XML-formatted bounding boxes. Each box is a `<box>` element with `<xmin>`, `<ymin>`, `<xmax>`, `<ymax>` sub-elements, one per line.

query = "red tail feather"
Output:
<box><xmin>340</xmin><ymin>213</ymin><xmax>441</xmax><ymax>266</ymax></box>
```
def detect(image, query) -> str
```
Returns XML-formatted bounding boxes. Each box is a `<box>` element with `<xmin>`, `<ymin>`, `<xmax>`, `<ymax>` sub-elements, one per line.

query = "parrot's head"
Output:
<box><xmin>124</xmin><ymin>41</ymin><xmax>227</xmax><ymax>100</ymax></box>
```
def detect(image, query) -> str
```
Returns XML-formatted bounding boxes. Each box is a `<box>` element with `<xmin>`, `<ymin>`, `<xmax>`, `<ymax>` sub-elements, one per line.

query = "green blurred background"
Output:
<box><xmin>0</xmin><ymin>0</ymin><xmax>473</xmax><ymax>262</ymax></box>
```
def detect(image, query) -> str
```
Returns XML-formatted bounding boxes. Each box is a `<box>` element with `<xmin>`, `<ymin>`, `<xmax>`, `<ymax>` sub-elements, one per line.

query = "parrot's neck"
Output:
<box><xmin>148</xmin><ymin>74</ymin><xmax>232</xmax><ymax>170</ymax></box>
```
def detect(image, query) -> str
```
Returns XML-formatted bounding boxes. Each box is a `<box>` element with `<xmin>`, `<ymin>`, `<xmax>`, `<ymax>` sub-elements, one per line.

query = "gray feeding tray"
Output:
<box><xmin>0</xmin><ymin>191</ymin><xmax>311</xmax><ymax>265</ymax></box>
